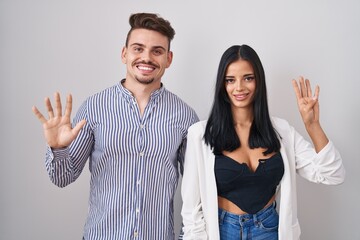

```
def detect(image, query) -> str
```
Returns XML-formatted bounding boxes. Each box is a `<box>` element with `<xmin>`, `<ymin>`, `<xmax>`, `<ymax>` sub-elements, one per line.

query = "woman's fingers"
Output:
<box><xmin>292</xmin><ymin>79</ymin><xmax>302</xmax><ymax>101</ymax></box>
<box><xmin>299</xmin><ymin>76</ymin><xmax>307</xmax><ymax>98</ymax></box>
<box><xmin>313</xmin><ymin>85</ymin><xmax>320</xmax><ymax>100</ymax></box>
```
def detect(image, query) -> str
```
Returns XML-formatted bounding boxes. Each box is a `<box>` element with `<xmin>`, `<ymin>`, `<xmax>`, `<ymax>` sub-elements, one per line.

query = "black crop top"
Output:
<box><xmin>215</xmin><ymin>152</ymin><xmax>284</xmax><ymax>214</ymax></box>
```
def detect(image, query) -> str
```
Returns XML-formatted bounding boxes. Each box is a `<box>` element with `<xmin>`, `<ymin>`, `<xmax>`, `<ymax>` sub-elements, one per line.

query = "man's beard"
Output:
<box><xmin>135</xmin><ymin>76</ymin><xmax>155</xmax><ymax>85</ymax></box>
<box><xmin>133</xmin><ymin>60</ymin><xmax>158</xmax><ymax>85</ymax></box>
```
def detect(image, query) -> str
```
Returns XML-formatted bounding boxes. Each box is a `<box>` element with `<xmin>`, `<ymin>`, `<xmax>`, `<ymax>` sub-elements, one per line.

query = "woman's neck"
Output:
<box><xmin>232</xmin><ymin>107</ymin><xmax>253</xmax><ymax>128</ymax></box>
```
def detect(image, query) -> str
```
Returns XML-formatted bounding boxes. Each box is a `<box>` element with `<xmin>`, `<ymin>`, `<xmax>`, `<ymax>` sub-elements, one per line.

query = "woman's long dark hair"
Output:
<box><xmin>204</xmin><ymin>45</ymin><xmax>280</xmax><ymax>155</ymax></box>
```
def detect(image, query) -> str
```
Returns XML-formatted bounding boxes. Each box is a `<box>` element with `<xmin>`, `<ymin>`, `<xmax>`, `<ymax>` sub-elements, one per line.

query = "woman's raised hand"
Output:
<box><xmin>292</xmin><ymin>76</ymin><xmax>329</xmax><ymax>151</ymax></box>
<box><xmin>292</xmin><ymin>76</ymin><xmax>320</xmax><ymax>127</ymax></box>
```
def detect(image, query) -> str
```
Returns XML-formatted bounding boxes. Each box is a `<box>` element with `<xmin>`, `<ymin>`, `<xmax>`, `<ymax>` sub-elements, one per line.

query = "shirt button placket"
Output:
<box><xmin>135</xmin><ymin>150</ymin><xmax>144</xmax><ymax>239</ymax></box>
<box><xmin>135</xmin><ymin>122</ymin><xmax>145</xmax><ymax>238</ymax></box>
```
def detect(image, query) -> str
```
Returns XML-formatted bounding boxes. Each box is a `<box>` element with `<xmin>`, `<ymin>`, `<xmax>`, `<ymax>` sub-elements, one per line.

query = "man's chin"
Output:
<box><xmin>136</xmin><ymin>77</ymin><xmax>155</xmax><ymax>85</ymax></box>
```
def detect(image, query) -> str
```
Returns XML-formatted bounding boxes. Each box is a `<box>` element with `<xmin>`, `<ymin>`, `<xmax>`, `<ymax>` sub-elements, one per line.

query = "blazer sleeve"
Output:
<box><xmin>287</xmin><ymin>122</ymin><xmax>346</xmax><ymax>185</ymax></box>
<box><xmin>181</xmin><ymin>123</ymin><xmax>208</xmax><ymax>240</ymax></box>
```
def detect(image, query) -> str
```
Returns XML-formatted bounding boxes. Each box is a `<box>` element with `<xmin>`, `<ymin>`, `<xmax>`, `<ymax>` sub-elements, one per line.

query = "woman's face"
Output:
<box><xmin>224</xmin><ymin>59</ymin><xmax>256</xmax><ymax>111</ymax></box>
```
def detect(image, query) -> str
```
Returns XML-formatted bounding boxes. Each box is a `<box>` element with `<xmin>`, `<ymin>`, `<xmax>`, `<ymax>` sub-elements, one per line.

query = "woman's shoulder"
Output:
<box><xmin>188</xmin><ymin>120</ymin><xmax>207</xmax><ymax>135</ymax></box>
<box><xmin>270</xmin><ymin>116</ymin><xmax>296</xmax><ymax>135</ymax></box>
<box><xmin>271</xmin><ymin>116</ymin><xmax>291</xmax><ymax>128</ymax></box>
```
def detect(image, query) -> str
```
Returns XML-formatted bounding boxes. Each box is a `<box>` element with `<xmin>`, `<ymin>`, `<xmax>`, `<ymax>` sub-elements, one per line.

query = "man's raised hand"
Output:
<box><xmin>32</xmin><ymin>92</ymin><xmax>86</xmax><ymax>148</ymax></box>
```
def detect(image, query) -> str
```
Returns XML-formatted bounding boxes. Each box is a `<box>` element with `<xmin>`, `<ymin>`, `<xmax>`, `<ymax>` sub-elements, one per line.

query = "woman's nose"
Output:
<box><xmin>235</xmin><ymin>79</ymin><xmax>243</xmax><ymax>91</ymax></box>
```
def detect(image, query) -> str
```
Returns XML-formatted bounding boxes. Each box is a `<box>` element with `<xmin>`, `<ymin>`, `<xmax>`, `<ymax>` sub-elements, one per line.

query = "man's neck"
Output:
<box><xmin>122</xmin><ymin>78</ymin><xmax>161</xmax><ymax>116</ymax></box>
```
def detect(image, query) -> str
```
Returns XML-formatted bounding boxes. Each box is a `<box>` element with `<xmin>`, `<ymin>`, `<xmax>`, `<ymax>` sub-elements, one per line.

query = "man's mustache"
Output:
<box><xmin>134</xmin><ymin>60</ymin><xmax>159</xmax><ymax>68</ymax></box>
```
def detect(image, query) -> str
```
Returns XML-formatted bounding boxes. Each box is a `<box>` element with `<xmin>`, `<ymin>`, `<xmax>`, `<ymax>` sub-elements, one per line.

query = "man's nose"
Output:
<box><xmin>140</xmin><ymin>50</ymin><xmax>151</xmax><ymax>61</ymax></box>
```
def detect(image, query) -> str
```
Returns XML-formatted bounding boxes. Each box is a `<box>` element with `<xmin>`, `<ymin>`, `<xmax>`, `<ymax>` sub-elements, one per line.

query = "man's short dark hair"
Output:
<box><xmin>125</xmin><ymin>13</ymin><xmax>175</xmax><ymax>50</ymax></box>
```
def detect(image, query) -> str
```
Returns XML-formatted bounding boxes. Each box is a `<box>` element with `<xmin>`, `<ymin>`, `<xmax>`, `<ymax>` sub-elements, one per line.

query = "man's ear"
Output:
<box><xmin>121</xmin><ymin>47</ymin><xmax>127</xmax><ymax>64</ymax></box>
<box><xmin>166</xmin><ymin>51</ymin><xmax>173</xmax><ymax>68</ymax></box>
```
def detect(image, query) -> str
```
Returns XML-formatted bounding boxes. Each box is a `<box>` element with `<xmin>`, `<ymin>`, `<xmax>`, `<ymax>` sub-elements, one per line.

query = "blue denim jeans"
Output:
<box><xmin>218</xmin><ymin>202</ymin><xmax>279</xmax><ymax>240</ymax></box>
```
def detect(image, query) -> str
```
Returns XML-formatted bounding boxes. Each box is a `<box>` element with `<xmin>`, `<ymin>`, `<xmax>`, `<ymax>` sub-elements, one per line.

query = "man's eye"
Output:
<box><xmin>153</xmin><ymin>50</ymin><xmax>163</xmax><ymax>55</ymax></box>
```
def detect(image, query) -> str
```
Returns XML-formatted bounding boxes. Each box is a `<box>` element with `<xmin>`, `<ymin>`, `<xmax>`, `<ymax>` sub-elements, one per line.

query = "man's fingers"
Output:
<box><xmin>32</xmin><ymin>106</ymin><xmax>47</xmax><ymax>124</ymax></box>
<box><xmin>45</xmin><ymin>97</ymin><xmax>54</xmax><ymax>118</ymax></box>
<box><xmin>72</xmin><ymin>119</ymin><xmax>86</xmax><ymax>136</ymax></box>
<box><xmin>54</xmin><ymin>92</ymin><xmax>62</xmax><ymax>117</ymax></box>
<box><xmin>64</xmin><ymin>94</ymin><xmax>73</xmax><ymax>118</ymax></box>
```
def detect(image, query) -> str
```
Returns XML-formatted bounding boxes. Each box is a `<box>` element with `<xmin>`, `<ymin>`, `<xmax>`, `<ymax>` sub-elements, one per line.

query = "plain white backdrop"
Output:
<box><xmin>1</xmin><ymin>0</ymin><xmax>359</xmax><ymax>239</ymax></box>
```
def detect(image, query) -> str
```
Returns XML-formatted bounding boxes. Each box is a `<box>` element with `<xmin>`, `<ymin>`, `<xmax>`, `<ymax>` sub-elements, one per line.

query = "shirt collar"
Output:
<box><xmin>117</xmin><ymin>78</ymin><xmax>165</xmax><ymax>101</ymax></box>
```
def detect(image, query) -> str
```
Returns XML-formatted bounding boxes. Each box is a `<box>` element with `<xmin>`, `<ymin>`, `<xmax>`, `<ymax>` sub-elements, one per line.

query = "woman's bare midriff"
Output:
<box><xmin>218</xmin><ymin>195</ymin><xmax>276</xmax><ymax>215</ymax></box>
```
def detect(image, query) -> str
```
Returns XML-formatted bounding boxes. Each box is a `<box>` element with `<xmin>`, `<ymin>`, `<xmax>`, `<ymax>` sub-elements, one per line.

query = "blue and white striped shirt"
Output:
<box><xmin>45</xmin><ymin>81</ymin><xmax>199</xmax><ymax>240</ymax></box>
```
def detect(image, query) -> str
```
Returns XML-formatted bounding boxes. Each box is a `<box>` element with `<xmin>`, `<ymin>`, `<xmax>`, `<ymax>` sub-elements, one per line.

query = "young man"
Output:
<box><xmin>32</xmin><ymin>13</ymin><xmax>199</xmax><ymax>240</ymax></box>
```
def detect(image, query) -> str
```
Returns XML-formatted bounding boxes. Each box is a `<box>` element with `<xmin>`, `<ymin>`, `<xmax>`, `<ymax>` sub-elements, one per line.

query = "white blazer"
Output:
<box><xmin>181</xmin><ymin>117</ymin><xmax>345</xmax><ymax>240</ymax></box>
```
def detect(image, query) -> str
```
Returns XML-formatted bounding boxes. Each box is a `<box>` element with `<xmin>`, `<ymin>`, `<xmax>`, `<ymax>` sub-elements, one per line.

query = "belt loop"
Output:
<box><xmin>219</xmin><ymin>209</ymin><xmax>226</xmax><ymax>224</ymax></box>
<box><xmin>253</xmin><ymin>212</ymin><xmax>258</xmax><ymax>224</ymax></box>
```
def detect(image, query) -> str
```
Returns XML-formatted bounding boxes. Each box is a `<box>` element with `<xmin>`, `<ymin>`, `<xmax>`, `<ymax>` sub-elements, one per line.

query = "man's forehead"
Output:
<box><xmin>128</xmin><ymin>29</ymin><xmax>169</xmax><ymax>49</ymax></box>
<box><xmin>129</xmin><ymin>43</ymin><xmax>166</xmax><ymax>50</ymax></box>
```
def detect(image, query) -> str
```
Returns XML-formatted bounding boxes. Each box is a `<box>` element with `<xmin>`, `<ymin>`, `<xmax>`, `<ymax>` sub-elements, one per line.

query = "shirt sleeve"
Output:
<box><xmin>44</xmin><ymin>99</ymin><xmax>94</xmax><ymax>187</ymax></box>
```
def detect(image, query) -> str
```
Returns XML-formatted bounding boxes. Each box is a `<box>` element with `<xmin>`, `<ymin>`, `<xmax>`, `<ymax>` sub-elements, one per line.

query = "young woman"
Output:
<box><xmin>180</xmin><ymin>45</ymin><xmax>345</xmax><ymax>240</ymax></box>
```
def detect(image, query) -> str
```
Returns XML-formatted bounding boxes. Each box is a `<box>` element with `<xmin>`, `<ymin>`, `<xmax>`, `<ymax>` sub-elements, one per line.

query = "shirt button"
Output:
<box><xmin>134</xmin><ymin>231</ymin><xmax>138</xmax><ymax>237</ymax></box>
<box><xmin>140</xmin><ymin>124</ymin><xmax>145</xmax><ymax>129</ymax></box>
<box><xmin>139</xmin><ymin>152</ymin><xmax>144</xmax><ymax>157</ymax></box>
<box><xmin>136</xmin><ymin>208</ymin><xmax>140</xmax><ymax>214</ymax></box>
<box><xmin>137</xmin><ymin>180</ymin><xmax>141</xmax><ymax>185</ymax></box>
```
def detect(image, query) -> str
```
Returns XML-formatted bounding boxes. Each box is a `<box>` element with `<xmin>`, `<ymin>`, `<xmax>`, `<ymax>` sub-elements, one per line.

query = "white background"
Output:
<box><xmin>1</xmin><ymin>0</ymin><xmax>359</xmax><ymax>239</ymax></box>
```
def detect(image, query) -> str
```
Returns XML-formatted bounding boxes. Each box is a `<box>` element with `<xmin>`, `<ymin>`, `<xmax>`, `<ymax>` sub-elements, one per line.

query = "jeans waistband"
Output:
<box><xmin>218</xmin><ymin>201</ymin><xmax>277</xmax><ymax>226</ymax></box>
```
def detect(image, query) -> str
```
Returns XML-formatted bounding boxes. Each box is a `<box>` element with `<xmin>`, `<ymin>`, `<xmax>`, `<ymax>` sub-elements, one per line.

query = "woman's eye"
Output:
<box><xmin>225</xmin><ymin>79</ymin><xmax>234</xmax><ymax>83</ymax></box>
<box><xmin>245</xmin><ymin>76</ymin><xmax>255</xmax><ymax>81</ymax></box>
